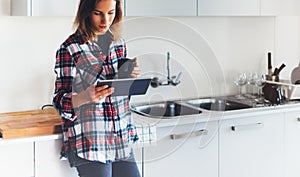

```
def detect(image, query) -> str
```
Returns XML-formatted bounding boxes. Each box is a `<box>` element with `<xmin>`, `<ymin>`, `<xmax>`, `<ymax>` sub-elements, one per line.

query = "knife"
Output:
<box><xmin>267</xmin><ymin>52</ymin><xmax>272</xmax><ymax>76</ymax></box>
<box><xmin>273</xmin><ymin>63</ymin><xmax>286</xmax><ymax>76</ymax></box>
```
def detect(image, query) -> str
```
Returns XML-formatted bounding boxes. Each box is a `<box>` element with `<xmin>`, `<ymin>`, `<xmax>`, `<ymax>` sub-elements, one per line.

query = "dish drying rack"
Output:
<box><xmin>265</xmin><ymin>80</ymin><xmax>300</xmax><ymax>100</ymax></box>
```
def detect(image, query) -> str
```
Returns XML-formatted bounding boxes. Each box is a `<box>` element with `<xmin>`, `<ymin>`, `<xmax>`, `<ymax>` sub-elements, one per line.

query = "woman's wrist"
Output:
<box><xmin>72</xmin><ymin>91</ymin><xmax>91</xmax><ymax>108</ymax></box>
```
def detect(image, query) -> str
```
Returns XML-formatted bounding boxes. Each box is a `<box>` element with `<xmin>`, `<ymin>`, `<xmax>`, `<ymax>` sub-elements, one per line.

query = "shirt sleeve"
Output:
<box><xmin>53</xmin><ymin>45</ymin><xmax>77</xmax><ymax>121</ymax></box>
<box><xmin>122</xmin><ymin>38</ymin><xmax>127</xmax><ymax>58</ymax></box>
<box><xmin>119</xmin><ymin>38</ymin><xmax>127</xmax><ymax>58</ymax></box>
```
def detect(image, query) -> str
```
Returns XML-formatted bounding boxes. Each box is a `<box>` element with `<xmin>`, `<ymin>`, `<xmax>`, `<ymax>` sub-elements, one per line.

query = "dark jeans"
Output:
<box><xmin>68</xmin><ymin>150</ymin><xmax>141</xmax><ymax>177</ymax></box>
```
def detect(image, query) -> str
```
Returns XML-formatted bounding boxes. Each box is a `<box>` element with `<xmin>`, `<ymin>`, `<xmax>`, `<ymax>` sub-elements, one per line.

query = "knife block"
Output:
<box><xmin>262</xmin><ymin>75</ymin><xmax>283</xmax><ymax>104</ymax></box>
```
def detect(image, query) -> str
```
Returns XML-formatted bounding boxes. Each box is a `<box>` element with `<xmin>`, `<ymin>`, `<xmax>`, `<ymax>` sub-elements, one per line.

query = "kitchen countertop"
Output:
<box><xmin>0</xmin><ymin>101</ymin><xmax>299</xmax><ymax>144</ymax></box>
<box><xmin>0</xmin><ymin>108</ymin><xmax>61</xmax><ymax>139</ymax></box>
<box><xmin>132</xmin><ymin>100</ymin><xmax>300</xmax><ymax>128</ymax></box>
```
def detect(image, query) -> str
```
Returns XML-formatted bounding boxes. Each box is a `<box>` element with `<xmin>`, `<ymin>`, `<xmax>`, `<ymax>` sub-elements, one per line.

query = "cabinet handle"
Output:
<box><xmin>170</xmin><ymin>129</ymin><xmax>208</xmax><ymax>140</ymax></box>
<box><xmin>231</xmin><ymin>123</ymin><xmax>264</xmax><ymax>131</ymax></box>
<box><xmin>297</xmin><ymin>117</ymin><xmax>300</xmax><ymax>122</ymax></box>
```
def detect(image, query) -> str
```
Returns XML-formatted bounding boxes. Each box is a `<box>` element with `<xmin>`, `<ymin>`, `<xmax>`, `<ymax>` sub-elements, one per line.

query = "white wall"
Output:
<box><xmin>123</xmin><ymin>17</ymin><xmax>275</xmax><ymax>104</ymax></box>
<box><xmin>0</xmin><ymin>16</ymin><xmax>276</xmax><ymax>112</ymax></box>
<box><xmin>275</xmin><ymin>16</ymin><xmax>300</xmax><ymax>79</ymax></box>
<box><xmin>0</xmin><ymin>16</ymin><xmax>75</xmax><ymax>112</ymax></box>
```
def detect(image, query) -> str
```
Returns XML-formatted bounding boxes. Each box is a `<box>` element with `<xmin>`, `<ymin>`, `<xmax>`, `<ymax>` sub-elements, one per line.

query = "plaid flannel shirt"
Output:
<box><xmin>53</xmin><ymin>31</ymin><xmax>138</xmax><ymax>163</ymax></box>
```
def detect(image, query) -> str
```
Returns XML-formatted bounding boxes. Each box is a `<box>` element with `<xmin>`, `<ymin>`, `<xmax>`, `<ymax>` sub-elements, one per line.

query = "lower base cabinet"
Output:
<box><xmin>131</xmin><ymin>146</ymin><xmax>144</xmax><ymax>175</ymax></box>
<box><xmin>0</xmin><ymin>141</ymin><xmax>34</xmax><ymax>177</ymax></box>
<box><xmin>143</xmin><ymin>121</ymin><xmax>218</xmax><ymax>177</ymax></box>
<box><xmin>35</xmin><ymin>139</ymin><xmax>144</xmax><ymax>177</ymax></box>
<box><xmin>219</xmin><ymin>113</ymin><xmax>285</xmax><ymax>177</ymax></box>
<box><xmin>35</xmin><ymin>139</ymin><xmax>78</xmax><ymax>177</ymax></box>
<box><xmin>284</xmin><ymin>110</ymin><xmax>300</xmax><ymax>177</ymax></box>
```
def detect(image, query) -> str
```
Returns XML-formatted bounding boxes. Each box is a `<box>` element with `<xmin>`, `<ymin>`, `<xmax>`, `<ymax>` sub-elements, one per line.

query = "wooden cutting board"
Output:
<box><xmin>0</xmin><ymin>109</ymin><xmax>62</xmax><ymax>139</ymax></box>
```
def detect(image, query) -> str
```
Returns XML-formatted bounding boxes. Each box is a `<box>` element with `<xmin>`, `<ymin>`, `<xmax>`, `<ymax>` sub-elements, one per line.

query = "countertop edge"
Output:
<box><xmin>0</xmin><ymin>134</ymin><xmax>62</xmax><ymax>144</ymax></box>
<box><xmin>1</xmin><ymin>103</ymin><xmax>299</xmax><ymax>143</ymax></box>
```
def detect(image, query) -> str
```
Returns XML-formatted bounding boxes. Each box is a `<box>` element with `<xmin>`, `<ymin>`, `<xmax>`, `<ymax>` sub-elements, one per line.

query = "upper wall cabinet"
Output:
<box><xmin>11</xmin><ymin>0</ymin><xmax>80</xmax><ymax>16</ymax></box>
<box><xmin>10</xmin><ymin>0</ymin><xmax>300</xmax><ymax>17</ymax></box>
<box><xmin>198</xmin><ymin>0</ymin><xmax>260</xmax><ymax>16</ymax></box>
<box><xmin>125</xmin><ymin>0</ymin><xmax>197</xmax><ymax>16</ymax></box>
<box><xmin>261</xmin><ymin>0</ymin><xmax>300</xmax><ymax>16</ymax></box>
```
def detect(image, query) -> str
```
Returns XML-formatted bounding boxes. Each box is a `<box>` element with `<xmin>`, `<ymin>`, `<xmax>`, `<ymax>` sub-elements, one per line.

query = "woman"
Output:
<box><xmin>53</xmin><ymin>0</ymin><xmax>141</xmax><ymax>176</ymax></box>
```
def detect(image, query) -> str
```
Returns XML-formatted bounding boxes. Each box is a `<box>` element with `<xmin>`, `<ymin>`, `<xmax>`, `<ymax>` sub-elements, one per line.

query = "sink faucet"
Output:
<box><xmin>151</xmin><ymin>52</ymin><xmax>183</xmax><ymax>87</ymax></box>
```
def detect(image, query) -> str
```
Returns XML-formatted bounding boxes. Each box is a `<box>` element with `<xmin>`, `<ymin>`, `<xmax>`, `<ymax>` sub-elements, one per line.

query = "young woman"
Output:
<box><xmin>53</xmin><ymin>0</ymin><xmax>141</xmax><ymax>176</ymax></box>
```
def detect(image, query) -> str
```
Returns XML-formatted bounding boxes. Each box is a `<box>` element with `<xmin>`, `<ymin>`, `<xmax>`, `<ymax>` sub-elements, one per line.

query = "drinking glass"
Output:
<box><xmin>234</xmin><ymin>72</ymin><xmax>247</xmax><ymax>99</ymax></box>
<box><xmin>247</xmin><ymin>72</ymin><xmax>258</xmax><ymax>98</ymax></box>
<box><xmin>255</xmin><ymin>74</ymin><xmax>267</xmax><ymax>103</ymax></box>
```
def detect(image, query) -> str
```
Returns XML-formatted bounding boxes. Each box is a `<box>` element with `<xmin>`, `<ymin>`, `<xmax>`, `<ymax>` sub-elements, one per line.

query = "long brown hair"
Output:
<box><xmin>74</xmin><ymin>0</ymin><xmax>123</xmax><ymax>40</ymax></box>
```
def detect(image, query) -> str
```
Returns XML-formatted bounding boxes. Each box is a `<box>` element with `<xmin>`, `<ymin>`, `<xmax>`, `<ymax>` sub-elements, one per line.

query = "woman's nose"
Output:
<box><xmin>101</xmin><ymin>14</ymin><xmax>108</xmax><ymax>24</ymax></box>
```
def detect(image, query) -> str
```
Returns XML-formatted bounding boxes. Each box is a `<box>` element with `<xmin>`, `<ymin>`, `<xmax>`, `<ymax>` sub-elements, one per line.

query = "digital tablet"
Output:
<box><xmin>96</xmin><ymin>78</ymin><xmax>151</xmax><ymax>96</ymax></box>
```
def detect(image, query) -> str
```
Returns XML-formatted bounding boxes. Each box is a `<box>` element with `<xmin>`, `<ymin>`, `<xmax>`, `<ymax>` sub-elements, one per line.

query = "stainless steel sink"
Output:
<box><xmin>131</xmin><ymin>101</ymin><xmax>202</xmax><ymax>118</ymax></box>
<box><xmin>131</xmin><ymin>97</ymin><xmax>253</xmax><ymax>118</ymax></box>
<box><xmin>185</xmin><ymin>98</ymin><xmax>252</xmax><ymax>111</ymax></box>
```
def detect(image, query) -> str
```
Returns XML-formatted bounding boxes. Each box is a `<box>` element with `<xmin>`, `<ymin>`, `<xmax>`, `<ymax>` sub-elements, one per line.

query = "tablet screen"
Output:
<box><xmin>96</xmin><ymin>78</ymin><xmax>151</xmax><ymax>96</ymax></box>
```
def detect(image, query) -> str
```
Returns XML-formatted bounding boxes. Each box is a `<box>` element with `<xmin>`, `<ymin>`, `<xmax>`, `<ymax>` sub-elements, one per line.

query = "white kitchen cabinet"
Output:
<box><xmin>125</xmin><ymin>0</ymin><xmax>197</xmax><ymax>16</ymax></box>
<box><xmin>198</xmin><ymin>0</ymin><xmax>260</xmax><ymax>16</ymax></box>
<box><xmin>35</xmin><ymin>139</ymin><xmax>78</xmax><ymax>177</ymax></box>
<box><xmin>260</xmin><ymin>0</ymin><xmax>280</xmax><ymax>16</ymax></box>
<box><xmin>219</xmin><ymin>113</ymin><xmax>285</xmax><ymax>177</ymax></box>
<box><xmin>284</xmin><ymin>110</ymin><xmax>300</xmax><ymax>177</ymax></box>
<box><xmin>0</xmin><ymin>141</ymin><xmax>34</xmax><ymax>177</ymax></box>
<box><xmin>0</xmin><ymin>0</ymin><xmax>10</xmax><ymax>15</ymax></box>
<box><xmin>34</xmin><ymin>138</ymin><xmax>144</xmax><ymax>177</ymax></box>
<box><xmin>131</xmin><ymin>147</ymin><xmax>144</xmax><ymax>175</ymax></box>
<box><xmin>11</xmin><ymin>0</ymin><xmax>80</xmax><ymax>16</ymax></box>
<box><xmin>261</xmin><ymin>0</ymin><xmax>300</xmax><ymax>16</ymax></box>
<box><xmin>143</xmin><ymin>121</ymin><xmax>218</xmax><ymax>177</ymax></box>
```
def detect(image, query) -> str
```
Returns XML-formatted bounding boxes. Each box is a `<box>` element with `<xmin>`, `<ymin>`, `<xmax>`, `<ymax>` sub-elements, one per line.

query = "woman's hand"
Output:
<box><xmin>130</xmin><ymin>57</ymin><xmax>141</xmax><ymax>78</ymax></box>
<box><xmin>72</xmin><ymin>84</ymin><xmax>114</xmax><ymax>107</ymax></box>
<box><xmin>88</xmin><ymin>84</ymin><xmax>114</xmax><ymax>102</ymax></box>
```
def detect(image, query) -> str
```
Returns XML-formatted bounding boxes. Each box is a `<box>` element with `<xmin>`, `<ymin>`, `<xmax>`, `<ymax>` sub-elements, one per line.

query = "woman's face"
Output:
<box><xmin>90</xmin><ymin>0</ymin><xmax>116</xmax><ymax>35</ymax></box>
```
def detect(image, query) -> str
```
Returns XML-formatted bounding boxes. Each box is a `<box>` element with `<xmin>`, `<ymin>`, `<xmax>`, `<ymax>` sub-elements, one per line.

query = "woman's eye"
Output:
<box><xmin>92</xmin><ymin>10</ymin><xmax>114</xmax><ymax>16</ymax></box>
<box><xmin>108</xmin><ymin>11</ymin><xmax>115</xmax><ymax>15</ymax></box>
<box><xmin>93</xmin><ymin>11</ymin><xmax>101</xmax><ymax>16</ymax></box>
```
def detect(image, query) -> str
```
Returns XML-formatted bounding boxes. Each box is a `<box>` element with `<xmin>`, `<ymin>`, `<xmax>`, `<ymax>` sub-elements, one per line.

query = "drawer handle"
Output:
<box><xmin>231</xmin><ymin>123</ymin><xmax>264</xmax><ymax>131</ymax></box>
<box><xmin>170</xmin><ymin>129</ymin><xmax>208</xmax><ymax>140</ymax></box>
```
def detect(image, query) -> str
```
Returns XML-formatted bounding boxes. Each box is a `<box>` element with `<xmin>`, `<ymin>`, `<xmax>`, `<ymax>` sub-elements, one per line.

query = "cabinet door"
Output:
<box><xmin>130</xmin><ymin>146</ymin><xmax>144</xmax><ymax>176</ymax></box>
<box><xmin>260</xmin><ymin>0</ymin><xmax>280</xmax><ymax>16</ymax></box>
<box><xmin>125</xmin><ymin>0</ymin><xmax>197</xmax><ymax>16</ymax></box>
<box><xmin>31</xmin><ymin>0</ymin><xmax>80</xmax><ymax>16</ymax></box>
<box><xmin>198</xmin><ymin>0</ymin><xmax>260</xmax><ymax>16</ymax></box>
<box><xmin>219</xmin><ymin>114</ymin><xmax>284</xmax><ymax>177</ymax></box>
<box><xmin>11</xmin><ymin>0</ymin><xmax>31</xmax><ymax>16</ymax></box>
<box><xmin>35</xmin><ymin>139</ymin><xmax>78</xmax><ymax>177</ymax></box>
<box><xmin>261</xmin><ymin>0</ymin><xmax>300</xmax><ymax>16</ymax></box>
<box><xmin>144</xmin><ymin>121</ymin><xmax>218</xmax><ymax>177</ymax></box>
<box><xmin>1</xmin><ymin>0</ymin><xmax>11</xmax><ymax>15</ymax></box>
<box><xmin>11</xmin><ymin>0</ymin><xmax>80</xmax><ymax>16</ymax></box>
<box><xmin>0</xmin><ymin>141</ymin><xmax>34</xmax><ymax>177</ymax></box>
<box><xmin>284</xmin><ymin>111</ymin><xmax>300</xmax><ymax>177</ymax></box>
